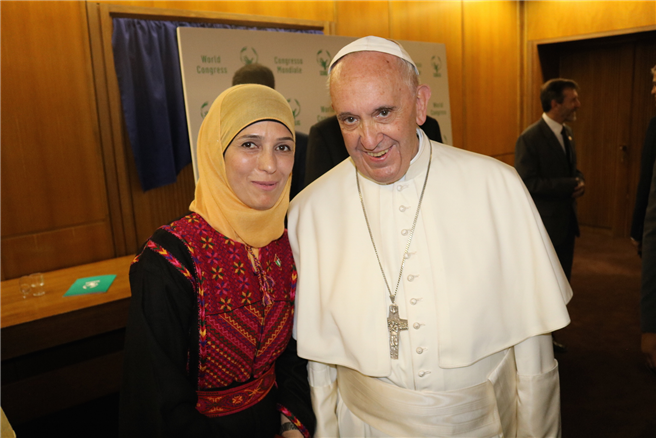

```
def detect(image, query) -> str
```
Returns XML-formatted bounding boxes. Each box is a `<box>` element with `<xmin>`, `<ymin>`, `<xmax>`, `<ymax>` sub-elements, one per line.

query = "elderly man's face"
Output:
<box><xmin>330</xmin><ymin>52</ymin><xmax>430</xmax><ymax>184</ymax></box>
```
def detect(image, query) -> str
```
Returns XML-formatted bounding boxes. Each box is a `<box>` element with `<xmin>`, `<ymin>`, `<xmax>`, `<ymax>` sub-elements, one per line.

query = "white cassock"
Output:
<box><xmin>288</xmin><ymin>129</ymin><xmax>572</xmax><ymax>438</ymax></box>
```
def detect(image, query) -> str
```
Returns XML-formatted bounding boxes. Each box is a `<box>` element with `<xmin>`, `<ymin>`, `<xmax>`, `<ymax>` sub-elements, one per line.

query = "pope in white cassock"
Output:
<box><xmin>288</xmin><ymin>36</ymin><xmax>572</xmax><ymax>438</ymax></box>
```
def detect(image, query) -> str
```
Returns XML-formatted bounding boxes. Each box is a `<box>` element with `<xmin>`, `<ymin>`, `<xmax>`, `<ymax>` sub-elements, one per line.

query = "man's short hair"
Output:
<box><xmin>540</xmin><ymin>78</ymin><xmax>579</xmax><ymax>113</ymax></box>
<box><xmin>232</xmin><ymin>63</ymin><xmax>275</xmax><ymax>89</ymax></box>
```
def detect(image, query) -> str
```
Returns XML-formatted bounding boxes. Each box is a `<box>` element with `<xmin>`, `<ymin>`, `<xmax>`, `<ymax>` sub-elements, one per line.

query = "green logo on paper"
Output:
<box><xmin>83</xmin><ymin>280</ymin><xmax>101</xmax><ymax>289</ymax></box>
<box><xmin>200</xmin><ymin>101</ymin><xmax>210</xmax><ymax>119</ymax></box>
<box><xmin>240</xmin><ymin>47</ymin><xmax>259</xmax><ymax>65</ymax></box>
<box><xmin>316</xmin><ymin>49</ymin><xmax>332</xmax><ymax>76</ymax></box>
<box><xmin>287</xmin><ymin>98</ymin><xmax>301</xmax><ymax>126</ymax></box>
<box><xmin>431</xmin><ymin>55</ymin><xmax>442</xmax><ymax>77</ymax></box>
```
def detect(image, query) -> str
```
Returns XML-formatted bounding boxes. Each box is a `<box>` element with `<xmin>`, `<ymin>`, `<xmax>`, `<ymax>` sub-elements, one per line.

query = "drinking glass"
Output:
<box><xmin>19</xmin><ymin>275</ymin><xmax>32</xmax><ymax>299</ymax></box>
<box><xmin>30</xmin><ymin>272</ymin><xmax>45</xmax><ymax>296</ymax></box>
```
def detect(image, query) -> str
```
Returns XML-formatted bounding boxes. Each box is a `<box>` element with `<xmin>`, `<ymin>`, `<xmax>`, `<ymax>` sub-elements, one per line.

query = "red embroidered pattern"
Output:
<box><xmin>145</xmin><ymin>240</ymin><xmax>196</xmax><ymax>287</ymax></box>
<box><xmin>196</xmin><ymin>364</ymin><xmax>276</xmax><ymax>417</ymax></box>
<box><xmin>157</xmin><ymin>213</ymin><xmax>295</xmax><ymax>390</ymax></box>
<box><xmin>277</xmin><ymin>403</ymin><xmax>311</xmax><ymax>438</ymax></box>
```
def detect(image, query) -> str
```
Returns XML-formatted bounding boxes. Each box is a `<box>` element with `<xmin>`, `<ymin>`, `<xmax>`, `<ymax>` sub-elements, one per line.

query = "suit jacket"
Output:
<box><xmin>515</xmin><ymin>118</ymin><xmax>584</xmax><ymax>246</ymax></box>
<box><xmin>303</xmin><ymin>115</ymin><xmax>442</xmax><ymax>187</ymax></box>
<box><xmin>631</xmin><ymin>117</ymin><xmax>656</xmax><ymax>243</ymax></box>
<box><xmin>641</xmin><ymin>135</ymin><xmax>656</xmax><ymax>333</ymax></box>
<box><xmin>290</xmin><ymin>132</ymin><xmax>308</xmax><ymax>200</ymax></box>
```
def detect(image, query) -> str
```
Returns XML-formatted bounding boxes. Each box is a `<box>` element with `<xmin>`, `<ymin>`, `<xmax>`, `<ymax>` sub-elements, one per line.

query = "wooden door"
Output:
<box><xmin>556</xmin><ymin>32</ymin><xmax>656</xmax><ymax>237</ymax></box>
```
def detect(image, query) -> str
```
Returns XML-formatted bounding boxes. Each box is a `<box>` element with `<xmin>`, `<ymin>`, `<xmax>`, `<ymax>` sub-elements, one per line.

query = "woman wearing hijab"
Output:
<box><xmin>119</xmin><ymin>84</ymin><xmax>315</xmax><ymax>438</ymax></box>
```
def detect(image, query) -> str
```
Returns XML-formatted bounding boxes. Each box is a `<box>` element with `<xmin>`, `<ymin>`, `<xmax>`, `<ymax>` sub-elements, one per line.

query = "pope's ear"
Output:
<box><xmin>415</xmin><ymin>84</ymin><xmax>431</xmax><ymax>126</ymax></box>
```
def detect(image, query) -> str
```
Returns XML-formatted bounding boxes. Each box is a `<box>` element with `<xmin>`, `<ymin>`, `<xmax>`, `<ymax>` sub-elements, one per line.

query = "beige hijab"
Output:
<box><xmin>189</xmin><ymin>84</ymin><xmax>295</xmax><ymax>248</ymax></box>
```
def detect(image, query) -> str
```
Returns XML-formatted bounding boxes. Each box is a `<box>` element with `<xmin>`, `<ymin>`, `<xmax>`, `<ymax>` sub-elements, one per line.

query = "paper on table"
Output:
<box><xmin>64</xmin><ymin>275</ymin><xmax>117</xmax><ymax>297</ymax></box>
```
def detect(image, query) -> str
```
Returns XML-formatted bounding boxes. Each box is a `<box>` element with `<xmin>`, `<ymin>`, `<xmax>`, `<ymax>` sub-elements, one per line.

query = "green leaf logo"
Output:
<box><xmin>431</xmin><ymin>55</ymin><xmax>442</xmax><ymax>77</ymax></box>
<box><xmin>240</xmin><ymin>47</ymin><xmax>259</xmax><ymax>65</ymax></box>
<box><xmin>316</xmin><ymin>49</ymin><xmax>332</xmax><ymax>76</ymax></box>
<box><xmin>200</xmin><ymin>101</ymin><xmax>210</xmax><ymax>119</ymax></box>
<box><xmin>287</xmin><ymin>98</ymin><xmax>301</xmax><ymax>123</ymax></box>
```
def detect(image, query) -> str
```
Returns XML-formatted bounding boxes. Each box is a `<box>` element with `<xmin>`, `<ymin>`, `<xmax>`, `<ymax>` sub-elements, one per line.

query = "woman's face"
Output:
<box><xmin>224</xmin><ymin>120</ymin><xmax>294</xmax><ymax>210</ymax></box>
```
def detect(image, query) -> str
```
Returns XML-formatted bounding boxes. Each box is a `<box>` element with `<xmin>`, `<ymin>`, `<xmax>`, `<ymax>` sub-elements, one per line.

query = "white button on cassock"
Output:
<box><xmin>416</xmin><ymin>347</ymin><xmax>424</xmax><ymax>354</ymax></box>
<box><xmin>401</xmin><ymin>229</ymin><xmax>408</xmax><ymax>236</ymax></box>
<box><xmin>413</xmin><ymin>322</ymin><xmax>421</xmax><ymax>329</ymax></box>
<box><xmin>418</xmin><ymin>371</ymin><xmax>426</xmax><ymax>377</ymax></box>
<box><xmin>407</xmin><ymin>275</ymin><xmax>415</xmax><ymax>281</ymax></box>
<box><xmin>410</xmin><ymin>298</ymin><xmax>418</xmax><ymax>305</ymax></box>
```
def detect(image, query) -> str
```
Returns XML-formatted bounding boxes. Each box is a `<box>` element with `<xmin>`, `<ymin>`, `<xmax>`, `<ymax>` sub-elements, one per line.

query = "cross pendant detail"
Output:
<box><xmin>387</xmin><ymin>303</ymin><xmax>408</xmax><ymax>359</ymax></box>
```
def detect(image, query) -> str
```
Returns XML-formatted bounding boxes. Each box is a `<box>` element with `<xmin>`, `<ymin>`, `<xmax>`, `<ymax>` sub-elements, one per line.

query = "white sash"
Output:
<box><xmin>336</xmin><ymin>352</ymin><xmax>516</xmax><ymax>437</ymax></box>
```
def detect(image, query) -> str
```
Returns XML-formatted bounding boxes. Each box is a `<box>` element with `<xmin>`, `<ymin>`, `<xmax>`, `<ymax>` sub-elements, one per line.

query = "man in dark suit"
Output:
<box><xmin>630</xmin><ymin>65</ymin><xmax>656</xmax><ymax>257</ymax></box>
<box><xmin>515</xmin><ymin>79</ymin><xmax>585</xmax><ymax>353</ymax></box>
<box><xmin>631</xmin><ymin>65</ymin><xmax>656</xmax><ymax>372</ymax></box>
<box><xmin>232</xmin><ymin>63</ymin><xmax>308</xmax><ymax>199</ymax></box>
<box><xmin>642</xmin><ymin>158</ymin><xmax>656</xmax><ymax>373</ymax></box>
<box><xmin>515</xmin><ymin>78</ymin><xmax>585</xmax><ymax>281</ymax></box>
<box><xmin>304</xmin><ymin>114</ymin><xmax>442</xmax><ymax>186</ymax></box>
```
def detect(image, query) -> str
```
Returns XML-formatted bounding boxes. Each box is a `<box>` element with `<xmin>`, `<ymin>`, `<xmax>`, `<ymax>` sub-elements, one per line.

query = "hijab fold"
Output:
<box><xmin>190</xmin><ymin>84</ymin><xmax>295</xmax><ymax>248</ymax></box>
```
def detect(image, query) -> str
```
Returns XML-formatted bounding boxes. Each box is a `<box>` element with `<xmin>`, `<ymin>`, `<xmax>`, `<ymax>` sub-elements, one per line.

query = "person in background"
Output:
<box><xmin>641</xmin><ymin>156</ymin><xmax>656</xmax><ymax>374</ymax></box>
<box><xmin>631</xmin><ymin>65</ymin><xmax>656</xmax><ymax>257</ymax></box>
<box><xmin>288</xmin><ymin>35</ymin><xmax>571</xmax><ymax>438</ymax></box>
<box><xmin>119</xmin><ymin>84</ymin><xmax>315</xmax><ymax>438</ymax></box>
<box><xmin>631</xmin><ymin>65</ymin><xmax>656</xmax><ymax>373</ymax></box>
<box><xmin>515</xmin><ymin>78</ymin><xmax>585</xmax><ymax>282</ymax></box>
<box><xmin>515</xmin><ymin>78</ymin><xmax>585</xmax><ymax>353</ymax></box>
<box><xmin>232</xmin><ymin>63</ymin><xmax>308</xmax><ymax>199</ymax></box>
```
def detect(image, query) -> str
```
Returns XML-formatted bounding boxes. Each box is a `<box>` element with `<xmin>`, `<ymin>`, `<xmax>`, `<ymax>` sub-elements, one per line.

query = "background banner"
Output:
<box><xmin>177</xmin><ymin>28</ymin><xmax>452</xmax><ymax>181</ymax></box>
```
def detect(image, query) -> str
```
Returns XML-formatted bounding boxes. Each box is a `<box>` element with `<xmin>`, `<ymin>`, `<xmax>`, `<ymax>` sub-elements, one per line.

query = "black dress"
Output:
<box><xmin>119</xmin><ymin>213</ymin><xmax>315</xmax><ymax>438</ymax></box>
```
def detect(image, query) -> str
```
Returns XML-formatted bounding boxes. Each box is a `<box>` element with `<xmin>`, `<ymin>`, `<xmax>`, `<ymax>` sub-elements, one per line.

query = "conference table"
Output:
<box><xmin>1</xmin><ymin>255</ymin><xmax>134</xmax><ymax>424</ymax></box>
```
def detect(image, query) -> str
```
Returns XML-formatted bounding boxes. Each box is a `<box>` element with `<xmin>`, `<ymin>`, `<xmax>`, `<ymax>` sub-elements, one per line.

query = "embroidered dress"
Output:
<box><xmin>119</xmin><ymin>213</ymin><xmax>314</xmax><ymax>438</ymax></box>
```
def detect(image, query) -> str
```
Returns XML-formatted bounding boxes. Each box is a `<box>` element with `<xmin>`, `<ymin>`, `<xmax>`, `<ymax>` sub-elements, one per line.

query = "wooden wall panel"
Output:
<box><xmin>526</xmin><ymin>1</ymin><xmax>656</xmax><ymax>42</ymax></box>
<box><xmin>335</xmin><ymin>1</ymin><xmax>389</xmax><ymax>37</ymax></box>
<box><xmin>127</xmin><ymin>150</ymin><xmax>196</xmax><ymax>247</ymax></box>
<box><xmin>462</xmin><ymin>1</ymin><xmax>521</xmax><ymax>157</ymax></box>
<box><xmin>390</xmin><ymin>1</ymin><xmax>464</xmax><ymax>149</ymax></box>
<box><xmin>523</xmin><ymin>2</ymin><xmax>656</xmax><ymax>128</ymax></box>
<box><xmin>1</xmin><ymin>223</ymin><xmax>115</xmax><ymax>279</ymax></box>
<box><xmin>96</xmin><ymin>0</ymin><xmax>335</xmax><ymax>22</ymax></box>
<box><xmin>1</xmin><ymin>1</ymin><xmax>114</xmax><ymax>279</ymax></box>
<box><xmin>1</xmin><ymin>1</ymin><xmax>108</xmax><ymax>235</ymax></box>
<box><xmin>559</xmin><ymin>43</ymin><xmax>634</xmax><ymax>233</ymax></box>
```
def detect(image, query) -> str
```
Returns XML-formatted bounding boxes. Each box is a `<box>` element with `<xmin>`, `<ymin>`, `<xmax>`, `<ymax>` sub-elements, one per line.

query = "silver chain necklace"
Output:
<box><xmin>356</xmin><ymin>144</ymin><xmax>433</xmax><ymax>359</ymax></box>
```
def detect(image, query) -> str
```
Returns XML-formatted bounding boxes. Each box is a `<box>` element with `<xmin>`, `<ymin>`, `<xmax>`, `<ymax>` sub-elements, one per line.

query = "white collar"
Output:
<box><xmin>542</xmin><ymin>113</ymin><xmax>565</xmax><ymax>147</ymax></box>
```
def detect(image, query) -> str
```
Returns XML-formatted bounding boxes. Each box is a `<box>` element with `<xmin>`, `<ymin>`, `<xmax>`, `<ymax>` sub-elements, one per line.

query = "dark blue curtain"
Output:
<box><xmin>112</xmin><ymin>19</ymin><xmax>322</xmax><ymax>191</ymax></box>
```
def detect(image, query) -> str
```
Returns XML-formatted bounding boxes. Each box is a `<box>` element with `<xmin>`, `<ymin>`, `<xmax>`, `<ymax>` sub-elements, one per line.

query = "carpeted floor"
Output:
<box><xmin>558</xmin><ymin>231</ymin><xmax>656</xmax><ymax>438</ymax></box>
<box><xmin>11</xmin><ymin>232</ymin><xmax>656</xmax><ymax>437</ymax></box>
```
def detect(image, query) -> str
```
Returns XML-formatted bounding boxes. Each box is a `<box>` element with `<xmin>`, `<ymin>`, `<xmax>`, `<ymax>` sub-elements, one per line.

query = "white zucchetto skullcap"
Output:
<box><xmin>328</xmin><ymin>35</ymin><xmax>419</xmax><ymax>74</ymax></box>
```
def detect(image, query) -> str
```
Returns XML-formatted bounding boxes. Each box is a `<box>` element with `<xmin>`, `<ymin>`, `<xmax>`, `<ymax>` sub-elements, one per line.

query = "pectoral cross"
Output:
<box><xmin>387</xmin><ymin>303</ymin><xmax>408</xmax><ymax>359</ymax></box>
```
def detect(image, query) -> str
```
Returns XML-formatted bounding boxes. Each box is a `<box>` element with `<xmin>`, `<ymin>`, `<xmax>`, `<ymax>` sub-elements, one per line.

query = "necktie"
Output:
<box><xmin>561</xmin><ymin>127</ymin><xmax>572</xmax><ymax>165</ymax></box>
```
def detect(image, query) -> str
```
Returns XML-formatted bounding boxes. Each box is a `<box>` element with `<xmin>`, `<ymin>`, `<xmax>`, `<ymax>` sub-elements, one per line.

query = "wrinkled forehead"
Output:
<box><xmin>330</xmin><ymin>52</ymin><xmax>403</xmax><ymax>88</ymax></box>
<box><xmin>329</xmin><ymin>54</ymin><xmax>416</xmax><ymax>115</ymax></box>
